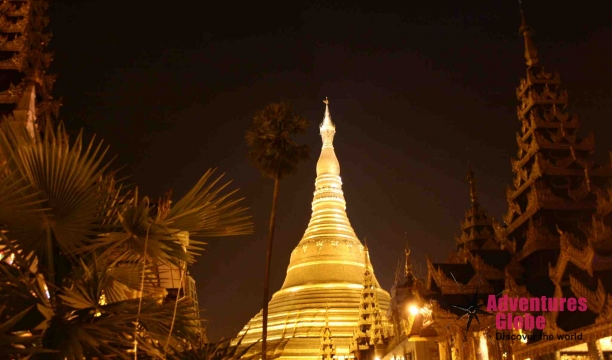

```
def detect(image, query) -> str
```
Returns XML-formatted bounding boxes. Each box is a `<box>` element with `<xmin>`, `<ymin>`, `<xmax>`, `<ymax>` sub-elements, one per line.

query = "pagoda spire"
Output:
<box><xmin>363</xmin><ymin>237</ymin><xmax>373</xmax><ymax>273</ymax></box>
<box><xmin>455</xmin><ymin>164</ymin><xmax>499</xmax><ymax>252</ymax></box>
<box><xmin>467</xmin><ymin>163</ymin><xmax>479</xmax><ymax>210</ymax></box>
<box><xmin>518</xmin><ymin>1</ymin><xmax>539</xmax><ymax>66</ymax></box>
<box><xmin>503</xmin><ymin>3</ymin><xmax>612</xmax><ymax>286</ymax></box>
<box><xmin>350</xmin><ymin>237</ymin><xmax>387</xmax><ymax>359</ymax></box>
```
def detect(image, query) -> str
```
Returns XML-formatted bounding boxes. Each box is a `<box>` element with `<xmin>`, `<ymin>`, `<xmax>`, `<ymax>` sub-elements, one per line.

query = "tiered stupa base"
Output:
<box><xmin>238</xmin><ymin>286</ymin><xmax>390</xmax><ymax>359</ymax></box>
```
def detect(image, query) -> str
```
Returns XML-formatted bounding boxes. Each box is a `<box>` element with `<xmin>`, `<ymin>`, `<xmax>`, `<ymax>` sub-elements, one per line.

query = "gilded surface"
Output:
<box><xmin>235</xmin><ymin>101</ymin><xmax>390</xmax><ymax>359</ymax></box>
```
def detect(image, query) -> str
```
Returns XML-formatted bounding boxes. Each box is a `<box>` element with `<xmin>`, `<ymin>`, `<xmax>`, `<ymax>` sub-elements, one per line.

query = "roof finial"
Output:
<box><xmin>363</xmin><ymin>237</ymin><xmax>371</xmax><ymax>270</ymax></box>
<box><xmin>467</xmin><ymin>163</ymin><xmax>479</xmax><ymax>209</ymax></box>
<box><xmin>403</xmin><ymin>232</ymin><xmax>414</xmax><ymax>279</ymax></box>
<box><xmin>404</xmin><ymin>242</ymin><xmax>413</xmax><ymax>279</ymax></box>
<box><xmin>518</xmin><ymin>0</ymin><xmax>539</xmax><ymax>66</ymax></box>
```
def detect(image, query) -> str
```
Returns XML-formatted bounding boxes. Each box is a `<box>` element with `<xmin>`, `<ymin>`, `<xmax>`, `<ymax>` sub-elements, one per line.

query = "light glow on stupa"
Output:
<box><xmin>235</xmin><ymin>98</ymin><xmax>391</xmax><ymax>359</ymax></box>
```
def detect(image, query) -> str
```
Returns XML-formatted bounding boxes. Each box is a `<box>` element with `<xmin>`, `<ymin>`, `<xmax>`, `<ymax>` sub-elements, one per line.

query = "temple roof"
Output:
<box><xmin>469</xmin><ymin>249</ymin><xmax>512</xmax><ymax>271</ymax></box>
<box><xmin>0</xmin><ymin>1</ymin><xmax>59</xmax><ymax>123</ymax></box>
<box><xmin>432</xmin><ymin>263</ymin><xmax>474</xmax><ymax>285</ymax></box>
<box><xmin>456</xmin><ymin>166</ymin><xmax>500</xmax><ymax>252</ymax></box>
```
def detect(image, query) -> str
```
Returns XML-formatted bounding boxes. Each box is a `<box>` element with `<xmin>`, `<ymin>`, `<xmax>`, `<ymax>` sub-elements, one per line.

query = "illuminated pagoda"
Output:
<box><xmin>0</xmin><ymin>0</ymin><xmax>59</xmax><ymax>127</ymax></box>
<box><xmin>236</xmin><ymin>99</ymin><xmax>392</xmax><ymax>359</ymax></box>
<box><xmin>407</xmin><ymin>6</ymin><xmax>612</xmax><ymax>360</ymax></box>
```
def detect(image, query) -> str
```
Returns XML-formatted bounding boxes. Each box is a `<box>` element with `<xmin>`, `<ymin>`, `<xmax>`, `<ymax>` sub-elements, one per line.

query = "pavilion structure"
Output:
<box><xmin>383</xmin><ymin>7</ymin><xmax>612</xmax><ymax>360</ymax></box>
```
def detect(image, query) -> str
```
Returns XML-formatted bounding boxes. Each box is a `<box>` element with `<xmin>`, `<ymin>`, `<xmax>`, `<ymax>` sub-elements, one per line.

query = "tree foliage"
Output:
<box><xmin>0</xmin><ymin>121</ymin><xmax>253</xmax><ymax>359</ymax></box>
<box><xmin>245</xmin><ymin>101</ymin><xmax>309</xmax><ymax>360</ymax></box>
<box><xmin>245</xmin><ymin>101</ymin><xmax>309</xmax><ymax>179</ymax></box>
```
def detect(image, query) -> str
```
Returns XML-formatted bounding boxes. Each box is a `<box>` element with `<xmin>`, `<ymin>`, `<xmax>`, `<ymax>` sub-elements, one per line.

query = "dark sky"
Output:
<box><xmin>48</xmin><ymin>0</ymin><xmax>612</xmax><ymax>340</ymax></box>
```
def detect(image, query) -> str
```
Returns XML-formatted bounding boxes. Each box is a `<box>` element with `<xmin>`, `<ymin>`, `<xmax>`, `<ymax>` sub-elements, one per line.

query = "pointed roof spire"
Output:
<box><xmin>394</xmin><ymin>259</ymin><xmax>401</xmax><ymax>284</ymax></box>
<box><xmin>363</xmin><ymin>237</ymin><xmax>371</xmax><ymax>271</ymax></box>
<box><xmin>404</xmin><ymin>240</ymin><xmax>413</xmax><ymax>279</ymax></box>
<box><xmin>518</xmin><ymin>0</ymin><xmax>539</xmax><ymax>66</ymax></box>
<box><xmin>467</xmin><ymin>163</ymin><xmax>479</xmax><ymax>209</ymax></box>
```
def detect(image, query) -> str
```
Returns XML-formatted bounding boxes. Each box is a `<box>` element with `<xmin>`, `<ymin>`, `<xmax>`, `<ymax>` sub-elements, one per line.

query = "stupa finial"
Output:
<box><xmin>518</xmin><ymin>0</ymin><xmax>539</xmax><ymax>66</ymax></box>
<box><xmin>320</xmin><ymin>97</ymin><xmax>335</xmax><ymax>148</ymax></box>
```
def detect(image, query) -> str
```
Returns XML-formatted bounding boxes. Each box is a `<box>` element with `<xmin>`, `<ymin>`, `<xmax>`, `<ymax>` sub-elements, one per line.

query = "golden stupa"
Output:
<box><xmin>236</xmin><ymin>99</ymin><xmax>391</xmax><ymax>359</ymax></box>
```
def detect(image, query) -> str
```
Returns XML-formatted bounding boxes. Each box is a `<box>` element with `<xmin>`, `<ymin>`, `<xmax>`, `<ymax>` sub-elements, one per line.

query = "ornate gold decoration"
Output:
<box><xmin>0</xmin><ymin>81</ymin><xmax>25</xmax><ymax>104</ymax></box>
<box><xmin>0</xmin><ymin>15</ymin><xmax>27</xmax><ymax>33</ymax></box>
<box><xmin>0</xmin><ymin>1</ymin><xmax>30</xmax><ymax>17</ymax></box>
<box><xmin>0</xmin><ymin>51</ymin><xmax>25</xmax><ymax>70</ymax></box>
<box><xmin>0</xmin><ymin>33</ymin><xmax>25</xmax><ymax>51</ymax></box>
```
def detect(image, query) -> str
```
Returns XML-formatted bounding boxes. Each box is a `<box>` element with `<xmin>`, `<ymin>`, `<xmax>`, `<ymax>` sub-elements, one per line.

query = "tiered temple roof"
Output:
<box><xmin>235</xmin><ymin>100</ymin><xmax>391</xmax><ymax>359</ymax></box>
<box><xmin>416</xmin><ymin>167</ymin><xmax>514</xmax><ymax>359</ymax></box>
<box><xmin>416</xmin><ymin>7</ymin><xmax>612</xmax><ymax>360</ymax></box>
<box><xmin>426</xmin><ymin>168</ymin><xmax>510</xmax><ymax>301</ymax></box>
<box><xmin>503</xmin><ymin>8</ymin><xmax>612</xmax><ymax>294</ymax></box>
<box><xmin>320</xmin><ymin>309</ymin><xmax>336</xmax><ymax>360</ymax></box>
<box><xmin>502</xmin><ymin>10</ymin><xmax>612</xmax><ymax>359</ymax></box>
<box><xmin>0</xmin><ymin>0</ymin><xmax>59</xmax><ymax>124</ymax></box>
<box><xmin>350</xmin><ymin>245</ymin><xmax>389</xmax><ymax>359</ymax></box>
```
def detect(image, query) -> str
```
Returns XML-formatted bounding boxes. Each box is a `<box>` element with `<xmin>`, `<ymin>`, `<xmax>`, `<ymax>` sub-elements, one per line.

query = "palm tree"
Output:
<box><xmin>0</xmin><ymin>120</ymin><xmax>253</xmax><ymax>359</ymax></box>
<box><xmin>245</xmin><ymin>101</ymin><xmax>309</xmax><ymax>360</ymax></box>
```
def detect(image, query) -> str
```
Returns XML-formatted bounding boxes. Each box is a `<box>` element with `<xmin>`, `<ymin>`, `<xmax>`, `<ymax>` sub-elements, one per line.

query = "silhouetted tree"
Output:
<box><xmin>245</xmin><ymin>101</ymin><xmax>309</xmax><ymax>360</ymax></box>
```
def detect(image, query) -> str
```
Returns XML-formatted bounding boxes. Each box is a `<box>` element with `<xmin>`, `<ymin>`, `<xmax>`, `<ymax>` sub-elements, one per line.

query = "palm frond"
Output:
<box><xmin>165</xmin><ymin>169</ymin><xmax>253</xmax><ymax>238</ymax></box>
<box><xmin>0</xmin><ymin>121</ymin><xmax>122</xmax><ymax>263</ymax></box>
<box><xmin>0</xmin><ymin>164</ymin><xmax>44</xmax><ymax>225</ymax></box>
<box><xmin>44</xmin><ymin>260</ymin><xmax>201</xmax><ymax>359</ymax></box>
<box><xmin>0</xmin><ymin>235</ymin><xmax>52</xmax><ymax>329</ymax></box>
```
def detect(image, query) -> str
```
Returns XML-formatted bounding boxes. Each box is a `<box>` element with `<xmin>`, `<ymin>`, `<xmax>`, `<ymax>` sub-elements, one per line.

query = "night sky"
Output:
<box><xmin>48</xmin><ymin>1</ymin><xmax>612</xmax><ymax>340</ymax></box>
